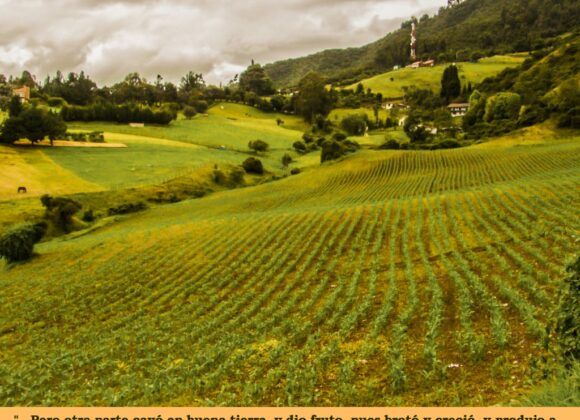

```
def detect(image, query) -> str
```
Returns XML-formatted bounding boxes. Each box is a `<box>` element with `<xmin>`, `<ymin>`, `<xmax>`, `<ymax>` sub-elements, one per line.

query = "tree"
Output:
<box><xmin>484</xmin><ymin>92</ymin><xmax>522</xmax><ymax>122</ymax></box>
<box><xmin>8</xmin><ymin>96</ymin><xmax>23</xmax><ymax>117</ymax></box>
<box><xmin>441</xmin><ymin>65</ymin><xmax>461</xmax><ymax>103</ymax></box>
<box><xmin>248</xmin><ymin>139</ymin><xmax>269</xmax><ymax>153</ymax></box>
<box><xmin>1</xmin><ymin>108</ymin><xmax>67</xmax><ymax>145</ymax></box>
<box><xmin>20</xmin><ymin>108</ymin><xmax>67</xmax><ymax>144</ymax></box>
<box><xmin>341</xmin><ymin>114</ymin><xmax>368</xmax><ymax>136</ymax></box>
<box><xmin>404</xmin><ymin>110</ymin><xmax>430</xmax><ymax>143</ymax></box>
<box><xmin>242</xmin><ymin>157</ymin><xmax>264</xmax><ymax>174</ymax></box>
<box><xmin>0</xmin><ymin>116</ymin><xmax>24</xmax><ymax>144</ymax></box>
<box><xmin>295</xmin><ymin>72</ymin><xmax>333</xmax><ymax>123</ymax></box>
<box><xmin>44</xmin><ymin>111</ymin><xmax>67</xmax><ymax>145</ymax></box>
<box><xmin>463</xmin><ymin>89</ymin><xmax>487</xmax><ymax>128</ymax></box>
<box><xmin>239</xmin><ymin>63</ymin><xmax>275</xmax><ymax>96</ymax></box>
<box><xmin>180</xmin><ymin>71</ymin><xmax>205</xmax><ymax>94</ymax></box>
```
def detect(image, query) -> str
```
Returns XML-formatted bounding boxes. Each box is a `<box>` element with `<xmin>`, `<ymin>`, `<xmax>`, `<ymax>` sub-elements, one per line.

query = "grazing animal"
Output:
<box><xmin>17</xmin><ymin>186</ymin><xmax>27</xmax><ymax>194</ymax></box>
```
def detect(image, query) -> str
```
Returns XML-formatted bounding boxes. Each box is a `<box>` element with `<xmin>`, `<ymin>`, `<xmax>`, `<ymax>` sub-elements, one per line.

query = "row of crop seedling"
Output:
<box><xmin>334</xmin><ymin>205</ymin><xmax>383</xmax><ymax>338</ymax></box>
<box><xmin>187</xmin><ymin>211</ymin><xmax>329</xmax><ymax>344</ymax></box>
<box><xmin>421</xmin><ymin>199</ymin><xmax>445</xmax><ymax>372</ymax></box>
<box><xmin>448</xmin><ymin>195</ymin><xmax>511</xmax><ymax>349</ymax></box>
<box><xmin>488</xmin><ymin>188</ymin><xmax>559</xmax><ymax>274</ymax></box>
<box><xmin>176</xmin><ymin>209</ymin><xmax>349</xmax><ymax>393</ymax></box>
<box><xmin>135</xmin><ymin>213</ymin><xmax>299</xmax><ymax>337</ymax></box>
<box><xmin>245</xmin><ymin>207</ymin><xmax>359</xmax><ymax>333</ymax></box>
<box><xmin>433</xmin><ymin>195</ymin><xmax>486</xmax><ymax>362</ymax></box>
<box><xmin>268</xmin><ymin>207</ymin><xmax>380</xmax><ymax>403</ymax></box>
<box><xmin>385</xmin><ymin>203</ymin><xmax>420</xmax><ymax>393</ymax></box>
<box><xmin>369</xmin><ymin>202</ymin><xmax>402</xmax><ymax>338</ymax></box>
<box><xmin>458</xmin><ymin>192</ymin><xmax>547</xmax><ymax>340</ymax></box>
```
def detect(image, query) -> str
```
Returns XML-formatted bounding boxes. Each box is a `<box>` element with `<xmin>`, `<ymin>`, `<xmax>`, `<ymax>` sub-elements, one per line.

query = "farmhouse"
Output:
<box><xmin>12</xmin><ymin>86</ymin><xmax>30</xmax><ymax>102</ymax></box>
<box><xmin>448</xmin><ymin>102</ymin><xmax>470</xmax><ymax>117</ymax></box>
<box><xmin>383</xmin><ymin>102</ymin><xmax>408</xmax><ymax>110</ymax></box>
<box><xmin>407</xmin><ymin>59</ymin><xmax>436</xmax><ymax>69</ymax></box>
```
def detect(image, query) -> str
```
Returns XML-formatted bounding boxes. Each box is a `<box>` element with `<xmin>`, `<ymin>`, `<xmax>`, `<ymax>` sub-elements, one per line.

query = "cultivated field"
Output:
<box><xmin>0</xmin><ymin>128</ymin><xmax>578</xmax><ymax>406</ymax></box>
<box><xmin>346</xmin><ymin>54</ymin><xmax>527</xmax><ymax>98</ymax></box>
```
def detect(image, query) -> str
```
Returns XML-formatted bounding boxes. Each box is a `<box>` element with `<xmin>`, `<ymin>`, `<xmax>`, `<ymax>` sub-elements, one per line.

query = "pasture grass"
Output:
<box><xmin>346</xmin><ymin>54</ymin><xmax>527</xmax><ymax>98</ymax></box>
<box><xmin>68</xmin><ymin>102</ymin><xmax>305</xmax><ymax>152</ymax></box>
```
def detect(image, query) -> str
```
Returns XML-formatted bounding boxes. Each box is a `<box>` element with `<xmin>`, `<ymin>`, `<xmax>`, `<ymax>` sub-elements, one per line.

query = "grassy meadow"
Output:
<box><xmin>0</xmin><ymin>103</ymin><xmax>309</xmax><ymax>198</ymax></box>
<box><xmin>0</xmin><ymin>115</ymin><xmax>578</xmax><ymax>405</ymax></box>
<box><xmin>346</xmin><ymin>54</ymin><xmax>527</xmax><ymax>98</ymax></box>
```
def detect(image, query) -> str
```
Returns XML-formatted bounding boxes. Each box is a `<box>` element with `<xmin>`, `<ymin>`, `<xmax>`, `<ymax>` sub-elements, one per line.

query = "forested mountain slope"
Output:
<box><xmin>264</xmin><ymin>0</ymin><xmax>579</xmax><ymax>88</ymax></box>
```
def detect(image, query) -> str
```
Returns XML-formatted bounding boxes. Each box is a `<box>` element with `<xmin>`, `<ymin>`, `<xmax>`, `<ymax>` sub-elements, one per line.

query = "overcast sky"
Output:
<box><xmin>0</xmin><ymin>0</ymin><xmax>444</xmax><ymax>86</ymax></box>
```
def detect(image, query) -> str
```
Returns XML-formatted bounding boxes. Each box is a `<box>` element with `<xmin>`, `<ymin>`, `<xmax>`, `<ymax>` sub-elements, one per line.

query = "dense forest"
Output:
<box><xmin>264</xmin><ymin>0</ymin><xmax>580</xmax><ymax>88</ymax></box>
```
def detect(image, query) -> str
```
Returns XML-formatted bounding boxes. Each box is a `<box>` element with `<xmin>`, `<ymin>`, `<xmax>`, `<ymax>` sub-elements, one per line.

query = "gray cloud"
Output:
<box><xmin>0</xmin><ymin>0</ymin><xmax>444</xmax><ymax>85</ymax></box>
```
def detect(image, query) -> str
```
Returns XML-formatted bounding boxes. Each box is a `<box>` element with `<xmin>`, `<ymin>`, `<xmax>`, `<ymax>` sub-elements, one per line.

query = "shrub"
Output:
<box><xmin>555</xmin><ymin>256</ymin><xmax>580</xmax><ymax>367</ymax></box>
<box><xmin>380</xmin><ymin>139</ymin><xmax>401</xmax><ymax>150</ymax></box>
<box><xmin>307</xmin><ymin>142</ymin><xmax>320</xmax><ymax>152</ymax></box>
<box><xmin>108</xmin><ymin>202</ymin><xmax>148</xmax><ymax>216</ymax></box>
<box><xmin>342</xmin><ymin>139</ymin><xmax>360</xmax><ymax>153</ymax></box>
<box><xmin>434</xmin><ymin>139</ymin><xmax>461</xmax><ymax>149</ymax></box>
<box><xmin>340</xmin><ymin>114</ymin><xmax>368</xmax><ymax>136</ymax></box>
<box><xmin>82</xmin><ymin>209</ymin><xmax>95</xmax><ymax>223</ymax></box>
<box><xmin>321</xmin><ymin>140</ymin><xmax>345</xmax><ymax>163</ymax></box>
<box><xmin>242</xmin><ymin>157</ymin><xmax>264</xmax><ymax>175</ymax></box>
<box><xmin>213</xmin><ymin>169</ymin><xmax>227</xmax><ymax>185</ymax></box>
<box><xmin>332</xmin><ymin>132</ymin><xmax>347</xmax><ymax>142</ymax></box>
<box><xmin>0</xmin><ymin>222</ymin><xmax>47</xmax><ymax>263</ymax></box>
<box><xmin>229</xmin><ymin>168</ymin><xmax>245</xmax><ymax>185</ymax></box>
<box><xmin>40</xmin><ymin>195</ymin><xmax>82</xmax><ymax>233</ymax></box>
<box><xmin>194</xmin><ymin>100</ymin><xmax>209</xmax><ymax>113</ymax></box>
<box><xmin>302</xmin><ymin>133</ymin><xmax>315</xmax><ymax>144</ymax></box>
<box><xmin>183</xmin><ymin>106</ymin><xmax>197</xmax><ymax>119</ymax></box>
<box><xmin>293</xmin><ymin>141</ymin><xmax>307</xmax><ymax>153</ymax></box>
<box><xmin>281</xmin><ymin>153</ymin><xmax>293</xmax><ymax>167</ymax></box>
<box><xmin>248</xmin><ymin>139</ymin><xmax>269</xmax><ymax>153</ymax></box>
<box><xmin>47</xmin><ymin>97</ymin><xmax>66</xmax><ymax>107</ymax></box>
<box><xmin>290</xmin><ymin>168</ymin><xmax>301</xmax><ymax>175</ymax></box>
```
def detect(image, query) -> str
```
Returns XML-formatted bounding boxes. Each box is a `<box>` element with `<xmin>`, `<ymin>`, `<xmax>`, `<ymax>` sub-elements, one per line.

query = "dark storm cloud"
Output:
<box><xmin>0</xmin><ymin>0</ymin><xmax>444</xmax><ymax>85</ymax></box>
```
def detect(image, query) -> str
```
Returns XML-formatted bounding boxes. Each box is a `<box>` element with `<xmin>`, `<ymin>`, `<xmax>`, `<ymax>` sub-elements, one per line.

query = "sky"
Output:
<box><xmin>0</xmin><ymin>0</ymin><xmax>445</xmax><ymax>86</ymax></box>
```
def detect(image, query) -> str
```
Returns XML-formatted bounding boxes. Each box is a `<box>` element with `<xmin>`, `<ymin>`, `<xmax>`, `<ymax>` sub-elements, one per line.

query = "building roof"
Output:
<box><xmin>448</xmin><ymin>103</ymin><xmax>470</xmax><ymax>108</ymax></box>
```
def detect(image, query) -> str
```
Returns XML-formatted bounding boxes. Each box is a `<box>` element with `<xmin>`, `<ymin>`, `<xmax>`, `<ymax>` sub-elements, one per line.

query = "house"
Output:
<box><xmin>407</xmin><ymin>59</ymin><xmax>436</xmax><ymax>69</ymax></box>
<box><xmin>447</xmin><ymin>103</ymin><xmax>470</xmax><ymax>117</ymax></box>
<box><xmin>12</xmin><ymin>86</ymin><xmax>30</xmax><ymax>102</ymax></box>
<box><xmin>383</xmin><ymin>102</ymin><xmax>409</xmax><ymax>111</ymax></box>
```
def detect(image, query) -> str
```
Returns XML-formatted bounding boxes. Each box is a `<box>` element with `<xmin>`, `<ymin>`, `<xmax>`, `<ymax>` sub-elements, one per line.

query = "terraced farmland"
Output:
<box><xmin>0</xmin><ymin>138</ymin><xmax>578</xmax><ymax>406</ymax></box>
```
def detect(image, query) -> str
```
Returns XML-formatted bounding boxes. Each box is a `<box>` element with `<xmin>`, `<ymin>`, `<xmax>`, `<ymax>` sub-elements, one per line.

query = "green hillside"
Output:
<box><xmin>264</xmin><ymin>0</ymin><xmax>579</xmax><ymax>88</ymax></box>
<box><xmin>346</xmin><ymin>54</ymin><xmax>526</xmax><ymax>99</ymax></box>
<box><xmin>1</xmin><ymin>127</ymin><xmax>578</xmax><ymax>405</ymax></box>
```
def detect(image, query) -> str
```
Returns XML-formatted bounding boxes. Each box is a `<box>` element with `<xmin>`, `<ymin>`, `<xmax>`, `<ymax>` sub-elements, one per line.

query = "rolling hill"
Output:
<box><xmin>345</xmin><ymin>54</ymin><xmax>526</xmax><ymax>99</ymax></box>
<box><xmin>1</xmin><ymin>126</ymin><xmax>578</xmax><ymax>406</ymax></box>
<box><xmin>264</xmin><ymin>0</ymin><xmax>579</xmax><ymax>88</ymax></box>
